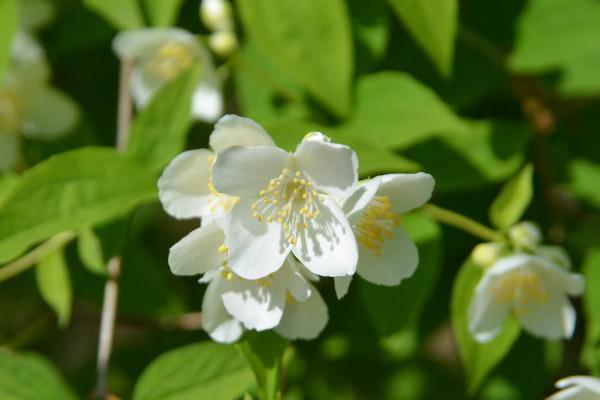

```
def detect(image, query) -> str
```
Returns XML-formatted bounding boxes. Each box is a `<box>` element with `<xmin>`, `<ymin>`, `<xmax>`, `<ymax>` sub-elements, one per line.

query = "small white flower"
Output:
<box><xmin>200</xmin><ymin>0</ymin><xmax>234</xmax><ymax>32</ymax></box>
<box><xmin>158</xmin><ymin>114</ymin><xmax>274</xmax><ymax>221</ymax></box>
<box><xmin>208</xmin><ymin>30</ymin><xmax>238</xmax><ymax>57</ymax></box>
<box><xmin>333</xmin><ymin>173</ymin><xmax>435</xmax><ymax>298</ymax></box>
<box><xmin>547</xmin><ymin>376</ymin><xmax>600</xmax><ymax>400</ymax></box>
<box><xmin>471</xmin><ymin>242</ymin><xmax>504</xmax><ymax>269</ymax></box>
<box><xmin>468</xmin><ymin>252</ymin><xmax>584</xmax><ymax>343</ymax></box>
<box><xmin>508</xmin><ymin>221</ymin><xmax>542</xmax><ymax>251</ymax></box>
<box><xmin>168</xmin><ymin>221</ymin><xmax>328</xmax><ymax>343</ymax></box>
<box><xmin>112</xmin><ymin>28</ymin><xmax>223</xmax><ymax>122</ymax></box>
<box><xmin>1</xmin><ymin>31</ymin><xmax>78</xmax><ymax>170</ymax></box>
<box><xmin>211</xmin><ymin>130</ymin><xmax>359</xmax><ymax>280</ymax></box>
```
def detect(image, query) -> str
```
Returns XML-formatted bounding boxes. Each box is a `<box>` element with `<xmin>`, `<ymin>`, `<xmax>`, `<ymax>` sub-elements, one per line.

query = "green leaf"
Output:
<box><xmin>388</xmin><ymin>0</ymin><xmax>458</xmax><ymax>77</ymax></box>
<box><xmin>582</xmin><ymin>247</ymin><xmax>600</xmax><ymax>373</ymax></box>
<box><xmin>509</xmin><ymin>0</ymin><xmax>600</xmax><ymax>96</ymax></box>
<box><xmin>36</xmin><ymin>248</ymin><xmax>71</xmax><ymax>327</ymax></box>
<box><xmin>142</xmin><ymin>0</ymin><xmax>184</xmax><ymax>26</ymax></box>
<box><xmin>360</xmin><ymin>213</ymin><xmax>442</xmax><ymax>335</ymax></box>
<box><xmin>340</xmin><ymin>72</ymin><xmax>468</xmax><ymax>149</ymax></box>
<box><xmin>77</xmin><ymin>226</ymin><xmax>105</xmax><ymax>275</ymax></box>
<box><xmin>0</xmin><ymin>147</ymin><xmax>156</xmax><ymax>264</ymax></box>
<box><xmin>236</xmin><ymin>0</ymin><xmax>353</xmax><ymax>117</ymax></box>
<box><xmin>347</xmin><ymin>0</ymin><xmax>390</xmax><ymax>72</ymax></box>
<box><xmin>236</xmin><ymin>331</ymin><xmax>288</xmax><ymax>400</ymax></box>
<box><xmin>489</xmin><ymin>164</ymin><xmax>534</xmax><ymax>229</ymax></box>
<box><xmin>127</xmin><ymin>66</ymin><xmax>199</xmax><ymax>173</ymax></box>
<box><xmin>570</xmin><ymin>159</ymin><xmax>600</xmax><ymax>209</ymax></box>
<box><xmin>0</xmin><ymin>172</ymin><xmax>19</xmax><ymax>208</ymax></box>
<box><xmin>409</xmin><ymin>120</ymin><xmax>530</xmax><ymax>192</ymax></box>
<box><xmin>0</xmin><ymin>0</ymin><xmax>17</xmax><ymax>81</ymax></box>
<box><xmin>133</xmin><ymin>342</ymin><xmax>254</xmax><ymax>400</ymax></box>
<box><xmin>83</xmin><ymin>0</ymin><xmax>144</xmax><ymax>30</ymax></box>
<box><xmin>451</xmin><ymin>261</ymin><xmax>520</xmax><ymax>394</ymax></box>
<box><xmin>0</xmin><ymin>350</ymin><xmax>77</xmax><ymax>400</ymax></box>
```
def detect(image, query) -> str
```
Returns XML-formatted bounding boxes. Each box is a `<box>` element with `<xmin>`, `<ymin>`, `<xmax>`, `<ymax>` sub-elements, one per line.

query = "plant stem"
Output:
<box><xmin>423</xmin><ymin>204</ymin><xmax>500</xmax><ymax>242</ymax></box>
<box><xmin>93</xmin><ymin>59</ymin><xmax>133</xmax><ymax>400</ymax></box>
<box><xmin>0</xmin><ymin>231</ymin><xmax>76</xmax><ymax>283</ymax></box>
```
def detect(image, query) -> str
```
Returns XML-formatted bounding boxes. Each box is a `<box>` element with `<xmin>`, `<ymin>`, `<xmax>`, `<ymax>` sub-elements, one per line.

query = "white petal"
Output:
<box><xmin>212</xmin><ymin>145</ymin><xmax>290</xmax><ymax>198</ymax></box>
<box><xmin>168</xmin><ymin>223</ymin><xmax>224</xmax><ymax>276</ymax></box>
<box><xmin>377</xmin><ymin>173</ymin><xmax>435</xmax><ymax>214</ymax></box>
<box><xmin>547</xmin><ymin>385</ymin><xmax>599</xmax><ymax>400</ymax></box>
<box><xmin>292</xmin><ymin>197</ymin><xmax>358</xmax><ymax>277</ymax></box>
<box><xmin>224</xmin><ymin>199</ymin><xmax>290</xmax><ymax>279</ymax></box>
<box><xmin>556</xmin><ymin>376</ymin><xmax>600</xmax><ymax>393</ymax></box>
<box><xmin>202</xmin><ymin>277</ymin><xmax>244</xmax><ymax>343</ymax></box>
<box><xmin>221</xmin><ymin>275</ymin><xmax>286</xmax><ymax>330</ymax></box>
<box><xmin>275</xmin><ymin>284</ymin><xmax>328</xmax><ymax>340</ymax></box>
<box><xmin>536</xmin><ymin>257</ymin><xmax>585</xmax><ymax>296</ymax></box>
<box><xmin>112</xmin><ymin>28</ymin><xmax>197</xmax><ymax>60</ymax></box>
<box><xmin>0</xmin><ymin>132</ymin><xmax>19</xmax><ymax>171</ymax></box>
<box><xmin>191</xmin><ymin>80</ymin><xmax>223</xmax><ymax>123</ymax></box>
<box><xmin>356</xmin><ymin>226</ymin><xmax>418</xmax><ymax>286</ymax></box>
<box><xmin>341</xmin><ymin>178</ymin><xmax>380</xmax><ymax>223</ymax></box>
<box><xmin>294</xmin><ymin>137</ymin><xmax>358</xmax><ymax>198</ymax></box>
<box><xmin>209</xmin><ymin>114</ymin><xmax>274</xmax><ymax>152</ymax></box>
<box><xmin>334</xmin><ymin>276</ymin><xmax>353</xmax><ymax>299</ymax></box>
<box><xmin>517</xmin><ymin>293</ymin><xmax>576</xmax><ymax>340</ymax></box>
<box><xmin>22</xmin><ymin>86</ymin><xmax>78</xmax><ymax>138</ymax></box>
<box><xmin>130</xmin><ymin>68</ymin><xmax>157</xmax><ymax>108</ymax></box>
<box><xmin>278</xmin><ymin>260</ymin><xmax>311</xmax><ymax>302</ymax></box>
<box><xmin>468</xmin><ymin>273</ymin><xmax>512</xmax><ymax>343</ymax></box>
<box><xmin>158</xmin><ymin>149</ymin><xmax>215</xmax><ymax>219</ymax></box>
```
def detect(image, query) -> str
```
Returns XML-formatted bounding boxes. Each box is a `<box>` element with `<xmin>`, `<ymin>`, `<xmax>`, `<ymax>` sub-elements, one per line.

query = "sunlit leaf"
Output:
<box><xmin>0</xmin><ymin>0</ymin><xmax>17</xmax><ymax>80</ymax></box>
<box><xmin>77</xmin><ymin>226</ymin><xmax>105</xmax><ymax>275</ymax></box>
<box><xmin>451</xmin><ymin>261</ymin><xmax>520</xmax><ymax>394</ymax></box>
<box><xmin>489</xmin><ymin>164</ymin><xmax>534</xmax><ymax>229</ymax></box>
<box><xmin>133</xmin><ymin>342</ymin><xmax>254</xmax><ymax>400</ymax></box>
<box><xmin>36</xmin><ymin>248</ymin><xmax>71</xmax><ymax>327</ymax></box>
<box><xmin>389</xmin><ymin>0</ymin><xmax>458</xmax><ymax>76</ymax></box>
<box><xmin>570</xmin><ymin>159</ymin><xmax>600</xmax><ymax>209</ymax></box>
<box><xmin>0</xmin><ymin>147</ymin><xmax>156</xmax><ymax>264</ymax></box>
<box><xmin>83</xmin><ymin>0</ymin><xmax>144</xmax><ymax>29</ymax></box>
<box><xmin>236</xmin><ymin>0</ymin><xmax>353</xmax><ymax>117</ymax></box>
<box><xmin>0</xmin><ymin>350</ymin><xmax>77</xmax><ymax>400</ymax></box>
<box><xmin>142</xmin><ymin>0</ymin><xmax>184</xmax><ymax>26</ymax></box>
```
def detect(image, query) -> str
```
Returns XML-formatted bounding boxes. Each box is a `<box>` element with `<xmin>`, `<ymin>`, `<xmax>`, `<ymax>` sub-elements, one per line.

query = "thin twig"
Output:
<box><xmin>93</xmin><ymin>59</ymin><xmax>134</xmax><ymax>400</ymax></box>
<box><xmin>0</xmin><ymin>231</ymin><xmax>76</xmax><ymax>283</ymax></box>
<box><xmin>423</xmin><ymin>204</ymin><xmax>500</xmax><ymax>242</ymax></box>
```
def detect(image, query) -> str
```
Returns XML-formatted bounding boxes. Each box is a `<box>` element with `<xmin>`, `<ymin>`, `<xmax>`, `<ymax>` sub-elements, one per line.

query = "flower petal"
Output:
<box><xmin>341</xmin><ymin>178</ymin><xmax>380</xmax><ymax>223</ymax></box>
<box><xmin>212</xmin><ymin>145</ymin><xmax>290</xmax><ymax>198</ymax></box>
<box><xmin>168</xmin><ymin>222</ymin><xmax>224</xmax><ymax>276</ymax></box>
<box><xmin>334</xmin><ymin>276</ymin><xmax>353</xmax><ymax>299</ymax></box>
<box><xmin>191</xmin><ymin>80</ymin><xmax>223</xmax><ymax>123</ymax></box>
<box><xmin>556</xmin><ymin>376</ymin><xmax>600</xmax><ymax>393</ymax></box>
<box><xmin>275</xmin><ymin>284</ymin><xmax>328</xmax><ymax>340</ymax></box>
<box><xmin>517</xmin><ymin>292</ymin><xmax>576</xmax><ymax>340</ymax></box>
<box><xmin>158</xmin><ymin>149</ymin><xmax>214</xmax><ymax>219</ymax></box>
<box><xmin>377</xmin><ymin>173</ymin><xmax>435</xmax><ymax>214</ymax></box>
<box><xmin>202</xmin><ymin>277</ymin><xmax>244</xmax><ymax>343</ymax></box>
<box><xmin>221</xmin><ymin>275</ymin><xmax>286</xmax><ymax>330</ymax></box>
<box><xmin>536</xmin><ymin>257</ymin><xmax>585</xmax><ymax>296</ymax></box>
<box><xmin>112</xmin><ymin>28</ymin><xmax>196</xmax><ymax>60</ymax></box>
<box><xmin>468</xmin><ymin>273</ymin><xmax>512</xmax><ymax>343</ymax></box>
<box><xmin>209</xmin><ymin>114</ymin><xmax>274</xmax><ymax>152</ymax></box>
<box><xmin>292</xmin><ymin>197</ymin><xmax>358</xmax><ymax>277</ymax></box>
<box><xmin>294</xmin><ymin>136</ymin><xmax>358</xmax><ymax>198</ymax></box>
<box><xmin>356</xmin><ymin>226</ymin><xmax>418</xmax><ymax>286</ymax></box>
<box><xmin>279</xmin><ymin>260</ymin><xmax>311</xmax><ymax>302</ymax></box>
<box><xmin>224</xmin><ymin>199</ymin><xmax>290</xmax><ymax>279</ymax></box>
<box><xmin>22</xmin><ymin>86</ymin><xmax>78</xmax><ymax>138</ymax></box>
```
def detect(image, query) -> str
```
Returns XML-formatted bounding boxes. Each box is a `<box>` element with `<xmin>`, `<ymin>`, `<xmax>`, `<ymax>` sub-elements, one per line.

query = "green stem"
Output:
<box><xmin>423</xmin><ymin>204</ymin><xmax>500</xmax><ymax>242</ymax></box>
<box><xmin>0</xmin><ymin>231</ymin><xmax>76</xmax><ymax>283</ymax></box>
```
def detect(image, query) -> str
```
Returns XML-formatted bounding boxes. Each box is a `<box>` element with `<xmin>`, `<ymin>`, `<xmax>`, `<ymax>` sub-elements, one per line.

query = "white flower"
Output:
<box><xmin>158</xmin><ymin>114</ymin><xmax>274</xmax><ymax>221</ymax></box>
<box><xmin>208</xmin><ymin>30</ymin><xmax>238</xmax><ymax>57</ymax></box>
<box><xmin>508</xmin><ymin>221</ymin><xmax>542</xmax><ymax>251</ymax></box>
<box><xmin>333</xmin><ymin>173</ymin><xmax>435</xmax><ymax>298</ymax></box>
<box><xmin>468</xmin><ymin>252</ymin><xmax>584</xmax><ymax>343</ymax></box>
<box><xmin>112</xmin><ymin>28</ymin><xmax>223</xmax><ymax>122</ymax></box>
<box><xmin>211</xmin><ymin>131</ymin><xmax>359</xmax><ymax>280</ymax></box>
<box><xmin>547</xmin><ymin>376</ymin><xmax>600</xmax><ymax>400</ymax></box>
<box><xmin>200</xmin><ymin>0</ymin><xmax>234</xmax><ymax>32</ymax></box>
<box><xmin>1</xmin><ymin>32</ymin><xmax>78</xmax><ymax>170</ymax></box>
<box><xmin>168</xmin><ymin>221</ymin><xmax>328</xmax><ymax>343</ymax></box>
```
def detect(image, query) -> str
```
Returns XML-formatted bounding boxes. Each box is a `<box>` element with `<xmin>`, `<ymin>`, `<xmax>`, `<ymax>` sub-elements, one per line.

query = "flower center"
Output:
<box><xmin>251</xmin><ymin>168</ymin><xmax>324</xmax><ymax>246</ymax></box>
<box><xmin>355</xmin><ymin>195</ymin><xmax>400</xmax><ymax>257</ymax></box>
<box><xmin>0</xmin><ymin>85</ymin><xmax>27</xmax><ymax>133</ymax></box>
<box><xmin>492</xmin><ymin>268</ymin><xmax>549</xmax><ymax>316</ymax></box>
<box><xmin>147</xmin><ymin>41</ymin><xmax>195</xmax><ymax>81</ymax></box>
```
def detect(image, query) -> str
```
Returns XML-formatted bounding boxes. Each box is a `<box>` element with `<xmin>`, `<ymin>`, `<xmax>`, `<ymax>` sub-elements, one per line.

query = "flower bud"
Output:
<box><xmin>471</xmin><ymin>242</ymin><xmax>503</xmax><ymax>268</ymax></box>
<box><xmin>508</xmin><ymin>221</ymin><xmax>542</xmax><ymax>251</ymax></box>
<box><xmin>208</xmin><ymin>30</ymin><xmax>238</xmax><ymax>57</ymax></box>
<box><xmin>200</xmin><ymin>0</ymin><xmax>233</xmax><ymax>32</ymax></box>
